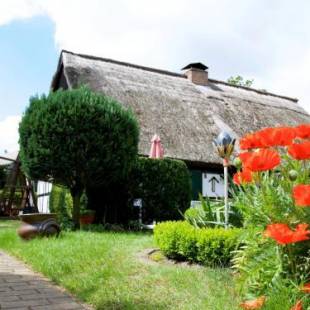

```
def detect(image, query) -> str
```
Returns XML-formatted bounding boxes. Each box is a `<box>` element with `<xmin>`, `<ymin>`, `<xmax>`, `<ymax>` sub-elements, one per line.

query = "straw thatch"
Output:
<box><xmin>51</xmin><ymin>50</ymin><xmax>310</xmax><ymax>167</ymax></box>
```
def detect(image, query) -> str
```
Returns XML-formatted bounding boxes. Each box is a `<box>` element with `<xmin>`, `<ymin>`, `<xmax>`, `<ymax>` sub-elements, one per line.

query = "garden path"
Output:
<box><xmin>0</xmin><ymin>251</ymin><xmax>91</xmax><ymax>310</ymax></box>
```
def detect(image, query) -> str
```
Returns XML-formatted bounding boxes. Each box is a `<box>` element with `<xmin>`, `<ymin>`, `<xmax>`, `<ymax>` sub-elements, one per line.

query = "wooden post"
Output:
<box><xmin>7</xmin><ymin>158</ymin><xmax>20</xmax><ymax>213</ymax></box>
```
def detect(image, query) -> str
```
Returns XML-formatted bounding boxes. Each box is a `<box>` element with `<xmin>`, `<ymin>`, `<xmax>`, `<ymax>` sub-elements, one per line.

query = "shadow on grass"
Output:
<box><xmin>80</xmin><ymin>224</ymin><xmax>153</xmax><ymax>234</ymax></box>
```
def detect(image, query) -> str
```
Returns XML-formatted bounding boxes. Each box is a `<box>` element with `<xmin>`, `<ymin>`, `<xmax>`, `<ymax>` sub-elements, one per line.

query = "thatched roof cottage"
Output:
<box><xmin>51</xmin><ymin>50</ymin><xmax>310</xmax><ymax>199</ymax></box>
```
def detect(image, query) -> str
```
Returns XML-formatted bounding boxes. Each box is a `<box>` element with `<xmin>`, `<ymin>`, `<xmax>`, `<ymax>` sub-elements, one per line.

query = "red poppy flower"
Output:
<box><xmin>239</xmin><ymin>149</ymin><xmax>281</xmax><ymax>171</ymax></box>
<box><xmin>295</xmin><ymin>123</ymin><xmax>310</xmax><ymax>139</ymax></box>
<box><xmin>293</xmin><ymin>185</ymin><xmax>310</xmax><ymax>207</ymax></box>
<box><xmin>288</xmin><ymin>141</ymin><xmax>310</xmax><ymax>160</ymax></box>
<box><xmin>264</xmin><ymin>223</ymin><xmax>310</xmax><ymax>245</ymax></box>
<box><xmin>256</xmin><ymin>127</ymin><xmax>296</xmax><ymax>147</ymax></box>
<box><xmin>239</xmin><ymin>151</ymin><xmax>252</xmax><ymax>163</ymax></box>
<box><xmin>233</xmin><ymin>169</ymin><xmax>253</xmax><ymax>185</ymax></box>
<box><xmin>291</xmin><ymin>300</ymin><xmax>303</xmax><ymax>310</ymax></box>
<box><xmin>240</xmin><ymin>296</ymin><xmax>266</xmax><ymax>309</ymax></box>
<box><xmin>240</xmin><ymin>133</ymin><xmax>265</xmax><ymax>150</ymax></box>
<box><xmin>301</xmin><ymin>283</ymin><xmax>310</xmax><ymax>293</ymax></box>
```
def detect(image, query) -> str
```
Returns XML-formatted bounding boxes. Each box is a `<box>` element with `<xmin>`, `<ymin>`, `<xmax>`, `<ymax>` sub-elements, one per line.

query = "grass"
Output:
<box><xmin>0</xmin><ymin>220</ymin><xmax>241</xmax><ymax>310</ymax></box>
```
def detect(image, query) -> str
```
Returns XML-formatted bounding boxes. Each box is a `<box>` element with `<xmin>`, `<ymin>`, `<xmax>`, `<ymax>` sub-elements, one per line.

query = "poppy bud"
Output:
<box><xmin>288</xmin><ymin>170</ymin><xmax>298</xmax><ymax>181</ymax></box>
<box><xmin>233</xmin><ymin>157</ymin><xmax>242</xmax><ymax>169</ymax></box>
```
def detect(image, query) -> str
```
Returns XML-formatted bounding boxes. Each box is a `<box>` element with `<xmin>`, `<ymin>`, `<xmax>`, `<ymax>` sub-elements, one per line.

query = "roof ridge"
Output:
<box><xmin>61</xmin><ymin>49</ymin><xmax>298</xmax><ymax>103</ymax></box>
<box><xmin>61</xmin><ymin>50</ymin><xmax>185</xmax><ymax>78</ymax></box>
<box><xmin>208</xmin><ymin>78</ymin><xmax>298</xmax><ymax>103</ymax></box>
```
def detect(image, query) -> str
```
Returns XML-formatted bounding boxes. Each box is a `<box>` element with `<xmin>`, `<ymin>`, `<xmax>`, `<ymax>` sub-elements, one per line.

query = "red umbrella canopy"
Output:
<box><xmin>149</xmin><ymin>134</ymin><xmax>164</xmax><ymax>159</ymax></box>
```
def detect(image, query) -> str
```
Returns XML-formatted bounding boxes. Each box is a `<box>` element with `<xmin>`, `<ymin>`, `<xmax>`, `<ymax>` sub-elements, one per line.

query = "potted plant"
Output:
<box><xmin>77</xmin><ymin>191</ymin><xmax>95</xmax><ymax>225</ymax></box>
<box><xmin>79</xmin><ymin>209</ymin><xmax>95</xmax><ymax>225</ymax></box>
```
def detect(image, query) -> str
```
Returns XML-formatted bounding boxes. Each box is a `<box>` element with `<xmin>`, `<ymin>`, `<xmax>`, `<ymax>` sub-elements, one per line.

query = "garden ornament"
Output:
<box><xmin>213</xmin><ymin>132</ymin><xmax>235</xmax><ymax>229</ymax></box>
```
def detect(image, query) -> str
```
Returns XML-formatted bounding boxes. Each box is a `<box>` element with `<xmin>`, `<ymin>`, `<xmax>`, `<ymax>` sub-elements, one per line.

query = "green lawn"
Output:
<box><xmin>0</xmin><ymin>220</ymin><xmax>240</xmax><ymax>310</ymax></box>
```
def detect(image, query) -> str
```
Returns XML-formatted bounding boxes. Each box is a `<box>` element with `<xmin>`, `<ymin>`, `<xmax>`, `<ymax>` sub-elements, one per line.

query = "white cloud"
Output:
<box><xmin>0</xmin><ymin>115</ymin><xmax>21</xmax><ymax>154</ymax></box>
<box><xmin>1</xmin><ymin>0</ymin><xmax>310</xmax><ymax>114</ymax></box>
<box><xmin>263</xmin><ymin>51</ymin><xmax>310</xmax><ymax>113</ymax></box>
<box><xmin>0</xmin><ymin>0</ymin><xmax>43</xmax><ymax>26</ymax></box>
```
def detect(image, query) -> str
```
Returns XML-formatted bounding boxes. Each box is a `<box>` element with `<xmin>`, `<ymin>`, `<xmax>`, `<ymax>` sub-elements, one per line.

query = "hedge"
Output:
<box><xmin>154</xmin><ymin>221</ymin><xmax>241</xmax><ymax>266</ymax></box>
<box><xmin>84</xmin><ymin>157</ymin><xmax>191</xmax><ymax>225</ymax></box>
<box><xmin>129</xmin><ymin>157</ymin><xmax>191</xmax><ymax>223</ymax></box>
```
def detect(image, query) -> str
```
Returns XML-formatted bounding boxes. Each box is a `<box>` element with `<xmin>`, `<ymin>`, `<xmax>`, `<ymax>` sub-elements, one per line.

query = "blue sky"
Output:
<box><xmin>0</xmin><ymin>0</ymin><xmax>310</xmax><ymax>154</ymax></box>
<box><xmin>0</xmin><ymin>16</ymin><xmax>57</xmax><ymax>119</ymax></box>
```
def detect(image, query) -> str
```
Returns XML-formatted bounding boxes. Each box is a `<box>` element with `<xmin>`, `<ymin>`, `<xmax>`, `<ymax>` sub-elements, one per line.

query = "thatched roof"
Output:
<box><xmin>51</xmin><ymin>50</ymin><xmax>310</xmax><ymax>167</ymax></box>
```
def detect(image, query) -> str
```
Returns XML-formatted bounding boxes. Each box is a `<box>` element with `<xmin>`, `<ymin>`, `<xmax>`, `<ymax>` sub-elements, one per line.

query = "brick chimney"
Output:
<box><xmin>182</xmin><ymin>62</ymin><xmax>209</xmax><ymax>86</ymax></box>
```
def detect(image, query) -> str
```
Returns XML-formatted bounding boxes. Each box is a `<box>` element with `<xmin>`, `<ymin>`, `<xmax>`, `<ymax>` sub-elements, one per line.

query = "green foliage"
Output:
<box><xmin>19</xmin><ymin>86</ymin><xmax>139</xmax><ymax>187</ymax></box>
<box><xmin>49</xmin><ymin>185</ymin><xmax>90</xmax><ymax>229</ymax></box>
<box><xmin>184</xmin><ymin>194</ymin><xmax>222</xmax><ymax>228</ymax></box>
<box><xmin>233</xmin><ymin>158</ymin><xmax>310</xmax><ymax>228</ymax></box>
<box><xmin>232</xmin><ymin>228</ymin><xmax>283</xmax><ymax>297</ymax></box>
<box><xmin>129</xmin><ymin>157</ymin><xmax>191</xmax><ymax>222</ymax></box>
<box><xmin>154</xmin><ymin>221</ymin><xmax>241</xmax><ymax>267</ymax></box>
<box><xmin>49</xmin><ymin>185</ymin><xmax>73</xmax><ymax>228</ymax></box>
<box><xmin>263</xmin><ymin>279</ymin><xmax>310</xmax><ymax>310</ymax></box>
<box><xmin>227</xmin><ymin>75</ymin><xmax>254</xmax><ymax>87</ymax></box>
<box><xmin>19</xmin><ymin>86</ymin><xmax>139</xmax><ymax>228</ymax></box>
<box><xmin>232</xmin><ymin>148</ymin><xmax>310</xmax><ymax>301</ymax></box>
<box><xmin>184</xmin><ymin>194</ymin><xmax>243</xmax><ymax>228</ymax></box>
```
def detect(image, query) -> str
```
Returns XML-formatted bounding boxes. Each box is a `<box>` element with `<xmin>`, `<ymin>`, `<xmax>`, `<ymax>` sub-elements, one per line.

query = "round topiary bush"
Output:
<box><xmin>19</xmin><ymin>86</ymin><xmax>139</xmax><ymax>228</ymax></box>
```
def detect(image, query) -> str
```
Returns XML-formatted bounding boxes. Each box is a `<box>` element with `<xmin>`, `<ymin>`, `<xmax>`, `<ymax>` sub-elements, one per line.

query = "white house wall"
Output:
<box><xmin>36</xmin><ymin>181</ymin><xmax>52</xmax><ymax>213</ymax></box>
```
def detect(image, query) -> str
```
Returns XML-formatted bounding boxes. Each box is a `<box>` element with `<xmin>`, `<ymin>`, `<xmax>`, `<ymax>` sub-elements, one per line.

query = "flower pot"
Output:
<box><xmin>17</xmin><ymin>213</ymin><xmax>60</xmax><ymax>240</ymax></box>
<box><xmin>79</xmin><ymin>213</ymin><xmax>95</xmax><ymax>225</ymax></box>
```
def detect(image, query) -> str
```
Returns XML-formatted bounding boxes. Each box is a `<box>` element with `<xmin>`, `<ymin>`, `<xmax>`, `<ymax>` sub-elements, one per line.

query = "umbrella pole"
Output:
<box><xmin>223</xmin><ymin>159</ymin><xmax>229</xmax><ymax>229</ymax></box>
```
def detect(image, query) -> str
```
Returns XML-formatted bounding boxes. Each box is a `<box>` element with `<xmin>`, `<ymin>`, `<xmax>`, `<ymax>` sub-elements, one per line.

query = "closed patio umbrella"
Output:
<box><xmin>149</xmin><ymin>134</ymin><xmax>164</xmax><ymax>159</ymax></box>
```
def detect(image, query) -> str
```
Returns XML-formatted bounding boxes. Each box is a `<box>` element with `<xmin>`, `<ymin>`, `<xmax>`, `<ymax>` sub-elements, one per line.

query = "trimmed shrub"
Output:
<box><xmin>129</xmin><ymin>157</ymin><xmax>191</xmax><ymax>223</ymax></box>
<box><xmin>19</xmin><ymin>86</ymin><xmax>139</xmax><ymax>228</ymax></box>
<box><xmin>49</xmin><ymin>185</ymin><xmax>72</xmax><ymax>226</ymax></box>
<box><xmin>49</xmin><ymin>185</ymin><xmax>89</xmax><ymax>228</ymax></box>
<box><xmin>154</xmin><ymin>221</ymin><xmax>241</xmax><ymax>266</ymax></box>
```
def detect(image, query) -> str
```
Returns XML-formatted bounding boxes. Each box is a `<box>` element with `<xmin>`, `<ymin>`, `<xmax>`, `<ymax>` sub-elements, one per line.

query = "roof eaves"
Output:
<box><xmin>50</xmin><ymin>51</ymin><xmax>66</xmax><ymax>91</ymax></box>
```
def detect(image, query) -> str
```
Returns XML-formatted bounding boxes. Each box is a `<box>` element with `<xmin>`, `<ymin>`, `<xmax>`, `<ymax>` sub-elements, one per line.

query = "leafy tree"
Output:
<box><xmin>227</xmin><ymin>75</ymin><xmax>254</xmax><ymax>87</ymax></box>
<box><xmin>19</xmin><ymin>87</ymin><xmax>139</xmax><ymax>229</ymax></box>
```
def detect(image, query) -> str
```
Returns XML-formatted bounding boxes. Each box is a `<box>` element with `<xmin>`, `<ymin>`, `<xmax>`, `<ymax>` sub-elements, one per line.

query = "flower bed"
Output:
<box><xmin>232</xmin><ymin>124</ymin><xmax>310</xmax><ymax>309</ymax></box>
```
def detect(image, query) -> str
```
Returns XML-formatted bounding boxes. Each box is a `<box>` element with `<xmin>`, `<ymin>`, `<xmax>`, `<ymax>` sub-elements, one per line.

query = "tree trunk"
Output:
<box><xmin>71</xmin><ymin>188</ymin><xmax>83</xmax><ymax>230</ymax></box>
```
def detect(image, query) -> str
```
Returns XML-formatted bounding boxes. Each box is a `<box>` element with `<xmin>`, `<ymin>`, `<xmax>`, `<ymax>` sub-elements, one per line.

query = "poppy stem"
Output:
<box><xmin>303</xmin><ymin>160</ymin><xmax>309</xmax><ymax>180</ymax></box>
<box><xmin>286</xmin><ymin>244</ymin><xmax>297</xmax><ymax>281</ymax></box>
